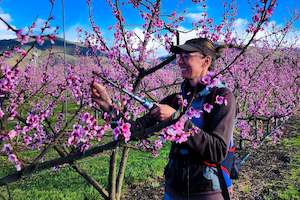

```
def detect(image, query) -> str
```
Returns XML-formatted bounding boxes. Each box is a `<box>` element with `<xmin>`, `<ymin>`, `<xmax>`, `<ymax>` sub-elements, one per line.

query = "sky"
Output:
<box><xmin>0</xmin><ymin>0</ymin><xmax>299</xmax><ymax>46</ymax></box>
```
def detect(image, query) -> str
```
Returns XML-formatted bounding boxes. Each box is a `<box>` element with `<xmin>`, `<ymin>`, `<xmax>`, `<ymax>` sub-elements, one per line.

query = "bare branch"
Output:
<box><xmin>115</xmin><ymin>0</ymin><xmax>140</xmax><ymax>72</ymax></box>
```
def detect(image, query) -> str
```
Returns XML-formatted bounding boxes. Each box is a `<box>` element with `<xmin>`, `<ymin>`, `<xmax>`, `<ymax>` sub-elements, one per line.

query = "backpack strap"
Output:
<box><xmin>217</xmin><ymin>163</ymin><xmax>231</xmax><ymax>200</ymax></box>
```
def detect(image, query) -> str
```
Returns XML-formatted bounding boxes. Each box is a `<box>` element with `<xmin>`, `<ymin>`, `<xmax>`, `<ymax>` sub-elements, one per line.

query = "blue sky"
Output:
<box><xmin>0</xmin><ymin>0</ymin><xmax>299</xmax><ymax>42</ymax></box>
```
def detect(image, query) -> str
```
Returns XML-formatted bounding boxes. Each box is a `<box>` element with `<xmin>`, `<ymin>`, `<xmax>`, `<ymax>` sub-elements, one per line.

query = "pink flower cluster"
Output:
<box><xmin>186</xmin><ymin>107</ymin><xmax>203</xmax><ymax>119</ymax></box>
<box><xmin>177</xmin><ymin>95</ymin><xmax>188</xmax><ymax>108</ymax></box>
<box><xmin>1</xmin><ymin>143</ymin><xmax>22</xmax><ymax>171</ymax></box>
<box><xmin>66</xmin><ymin>66</ymin><xmax>83</xmax><ymax>104</ymax></box>
<box><xmin>161</xmin><ymin>107</ymin><xmax>202</xmax><ymax>144</ymax></box>
<box><xmin>4</xmin><ymin>102</ymin><xmax>54</xmax><ymax>150</ymax></box>
<box><xmin>7</xmin><ymin>95</ymin><xmax>20</xmax><ymax>120</ymax></box>
<box><xmin>199</xmin><ymin>72</ymin><xmax>221</xmax><ymax>89</ymax></box>
<box><xmin>271</xmin><ymin>128</ymin><xmax>284</xmax><ymax>144</ymax></box>
<box><xmin>203</xmin><ymin>103</ymin><xmax>213</xmax><ymax>113</ymax></box>
<box><xmin>36</xmin><ymin>35</ymin><xmax>45</xmax><ymax>45</ymax></box>
<box><xmin>113</xmin><ymin>120</ymin><xmax>131</xmax><ymax>143</ymax></box>
<box><xmin>16</xmin><ymin>29</ymin><xmax>29</xmax><ymax>45</ymax></box>
<box><xmin>129</xmin><ymin>0</ymin><xmax>142</xmax><ymax>8</ymax></box>
<box><xmin>14</xmin><ymin>47</ymin><xmax>27</xmax><ymax>57</ymax></box>
<box><xmin>237</xmin><ymin>120</ymin><xmax>251</xmax><ymax>139</ymax></box>
<box><xmin>0</xmin><ymin>65</ymin><xmax>19</xmax><ymax>93</ymax></box>
<box><xmin>67</xmin><ymin>112</ymin><xmax>108</xmax><ymax>151</ymax></box>
<box><xmin>137</xmin><ymin>139</ymin><xmax>163</xmax><ymax>157</ymax></box>
<box><xmin>3</xmin><ymin>51</ymin><xmax>12</xmax><ymax>58</ymax></box>
<box><xmin>162</xmin><ymin>77</ymin><xmax>227</xmax><ymax>143</ymax></box>
<box><xmin>21</xmin><ymin>113</ymin><xmax>48</xmax><ymax>149</ymax></box>
<box><xmin>215</xmin><ymin>95</ymin><xmax>227</xmax><ymax>105</ymax></box>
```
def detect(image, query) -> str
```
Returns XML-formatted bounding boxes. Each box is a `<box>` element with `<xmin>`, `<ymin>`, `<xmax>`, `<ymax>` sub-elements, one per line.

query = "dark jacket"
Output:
<box><xmin>130</xmin><ymin>80</ymin><xmax>236</xmax><ymax>194</ymax></box>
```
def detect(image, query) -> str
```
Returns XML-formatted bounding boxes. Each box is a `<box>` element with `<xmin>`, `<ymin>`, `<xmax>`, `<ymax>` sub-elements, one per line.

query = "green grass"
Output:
<box><xmin>0</xmin><ymin>143</ymin><xmax>170</xmax><ymax>200</ymax></box>
<box><xmin>276</xmin><ymin>135</ymin><xmax>300</xmax><ymax>200</ymax></box>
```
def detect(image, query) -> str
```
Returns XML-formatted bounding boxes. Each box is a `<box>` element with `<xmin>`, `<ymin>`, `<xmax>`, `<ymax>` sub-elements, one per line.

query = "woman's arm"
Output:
<box><xmin>130</xmin><ymin>93</ymin><xmax>179</xmax><ymax>140</ymax></box>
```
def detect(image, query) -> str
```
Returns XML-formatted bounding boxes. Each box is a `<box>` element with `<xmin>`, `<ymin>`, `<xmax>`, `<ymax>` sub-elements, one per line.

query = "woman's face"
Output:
<box><xmin>177</xmin><ymin>52</ymin><xmax>211</xmax><ymax>80</ymax></box>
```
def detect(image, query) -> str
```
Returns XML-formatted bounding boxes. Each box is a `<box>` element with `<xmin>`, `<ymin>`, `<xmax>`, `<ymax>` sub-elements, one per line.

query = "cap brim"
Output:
<box><xmin>170</xmin><ymin>44</ymin><xmax>200</xmax><ymax>54</ymax></box>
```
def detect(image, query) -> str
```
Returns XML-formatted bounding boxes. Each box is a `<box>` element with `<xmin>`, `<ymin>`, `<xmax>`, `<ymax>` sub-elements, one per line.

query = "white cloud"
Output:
<box><xmin>231</xmin><ymin>18</ymin><xmax>300</xmax><ymax>48</ymax></box>
<box><xmin>64</xmin><ymin>24</ymin><xmax>84</xmax><ymax>42</ymax></box>
<box><xmin>233</xmin><ymin>18</ymin><xmax>248</xmax><ymax>32</ymax></box>
<box><xmin>128</xmin><ymin>26</ymin><xmax>200</xmax><ymax>57</ymax></box>
<box><xmin>185</xmin><ymin>12</ymin><xmax>205</xmax><ymax>22</ymax></box>
<box><xmin>131</xmin><ymin>27</ymin><xmax>169</xmax><ymax>56</ymax></box>
<box><xmin>231</xmin><ymin>18</ymin><xmax>250</xmax><ymax>43</ymax></box>
<box><xmin>0</xmin><ymin>7</ymin><xmax>16</xmax><ymax>39</ymax></box>
<box><xmin>175</xmin><ymin>26</ymin><xmax>198</xmax><ymax>44</ymax></box>
<box><xmin>0</xmin><ymin>13</ymin><xmax>11</xmax><ymax>22</ymax></box>
<box><xmin>35</xmin><ymin>18</ymin><xmax>46</xmax><ymax>28</ymax></box>
<box><xmin>22</xmin><ymin>18</ymin><xmax>57</xmax><ymax>35</ymax></box>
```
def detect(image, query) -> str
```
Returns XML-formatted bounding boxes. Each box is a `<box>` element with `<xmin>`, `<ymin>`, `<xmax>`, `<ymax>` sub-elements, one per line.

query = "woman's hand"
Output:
<box><xmin>91</xmin><ymin>82</ymin><xmax>112</xmax><ymax>112</ymax></box>
<box><xmin>150</xmin><ymin>104</ymin><xmax>176</xmax><ymax>121</ymax></box>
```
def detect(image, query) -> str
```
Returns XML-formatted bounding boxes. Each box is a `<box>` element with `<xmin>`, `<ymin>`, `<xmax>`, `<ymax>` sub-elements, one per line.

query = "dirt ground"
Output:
<box><xmin>123</xmin><ymin>112</ymin><xmax>300</xmax><ymax>200</ymax></box>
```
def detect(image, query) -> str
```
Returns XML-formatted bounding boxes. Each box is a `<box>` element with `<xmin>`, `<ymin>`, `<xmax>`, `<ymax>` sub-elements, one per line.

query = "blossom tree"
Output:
<box><xmin>0</xmin><ymin>0</ymin><xmax>299</xmax><ymax>199</ymax></box>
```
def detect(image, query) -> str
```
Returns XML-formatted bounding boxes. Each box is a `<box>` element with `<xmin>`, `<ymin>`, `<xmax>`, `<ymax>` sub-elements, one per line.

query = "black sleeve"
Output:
<box><xmin>186</xmin><ymin>88</ymin><xmax>236</xmax><ymax>163</ymax></box>
<box><xmin>130</xmin><ymin>93</ymin><xmax>179</xmax><ymax>140</ymax></box>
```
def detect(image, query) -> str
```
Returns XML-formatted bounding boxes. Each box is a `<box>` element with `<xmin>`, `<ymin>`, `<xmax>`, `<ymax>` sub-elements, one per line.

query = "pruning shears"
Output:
<box><xmin>92</xmin><ymin>71</ymin><xmax>156</xmax><ymax>110</ymax></box>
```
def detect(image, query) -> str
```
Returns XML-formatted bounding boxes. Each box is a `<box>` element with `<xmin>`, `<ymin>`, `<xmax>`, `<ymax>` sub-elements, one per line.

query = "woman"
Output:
<box><xmin>92</xmin><ymin>38</ymin><xmax>236</xmax><ymax>200</ymax></box>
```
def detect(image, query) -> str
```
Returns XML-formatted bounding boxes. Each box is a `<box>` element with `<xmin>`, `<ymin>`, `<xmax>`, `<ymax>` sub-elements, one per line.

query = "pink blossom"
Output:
<box><xmin>187</xmin><ymin>107</ymin><xmax>202</xmax><ymax>119</ymax></box>
<box><xmin>252</xmin><ymin>14</ymin><xmax>260</xmax><ymax>23</ymax></box>
<box><xmin>203</xmin><ymin>103</ymin><xmax>213</xmax><ymax>113</ymax></box>
<box><xmin>2</xmin><ymin>143</ymin><xmax>12</xmax><ymax>153</ymax></box>
<box><xmin>175</xmin><ymin>134</ymin><xmax>188</xmax><ymax>143</ymax></box>
<box><xmin>208</xmin><ymin>78</ymin><xmax>219</xmax><ymax>88</ymax></box>
<box><xmin>48</xmin><ymin>34</ymin><xmax>56</xmax><ymax>44</ymax></box>
<box><xmin>200</xmin><ymin>75</ymin><xmax>211</xmax><ymax>85</ymax></box>
<box><xmin>0</xmin><ymin>108</ymin><xmax>4</xmax><ymax>118</ymax></box>
<box><xmin>113</xmin><ymin>128</ymin><xmax>120</xmax><ymax>140</ymax></box>
<box><xmin>178</xmin><ymin>95</ymin><xmax>188</xmax><ymax>107</ymax></box>
<box><xmin>17</xmin><ymin>33</ymin><xmax>29</xmax><ymax>45</ymax></box>
<box><xmin>7</xmin><ymin>154</ymin><xmax>22</xmax><ymax>171</ymax></box>
<box><xmin>103</xmin><ymin>112</ymin><xmax>110</xmax><ymax>120</ymax></box>
<box><xmin>120</xmin><ymin>122</ymin><xmax>131</xmax><ymax>133</ymax></box>
<box><xmin>124</xmin><ymin>112</ymin><xmax>131</xmax><ymax>120</ymax></box>
<box><xmin>67</xmin><ymin>135</ymin><xmax>76</xmax><ymax>146</ymax></box>
<box><xmin>15</xmin><ymin>29</ymin><xmax>23</xmax><ymax>39</ymax></box>
<box><xmin>8</xmin><ymin>154</ymin><xmax>17</xmax><ymax>162</ymax></box>
<box><xmin>266</xmin><ymin>8</ymin><xmax>273</xmax><ymax>16</ymax></box>
<box><xmin>95</xmin><ymin>126</ymin><xmax>105</xmax><ymax>141</ymax></box>
<box><xmin>23</xmin><ymin>135</ymin><xmax>32</xmax><ymax>146</ymax></box>
<box><xmin>36</xmin><ymin>35</ymin><xmax>45</xmax><ymax>45</ymax></box>
<box><xmin>26</xmin><ymin>114</ymin><xmax>40</xmax><ymax>128</ymax></box>
<box><xmin>3</xmin><ymin>51</ymin><xmax>12</xmax><ymax>58</ymax></box>
<box><xmin>18</xmin><ymin>49</ymin><xmax>27</xmax><ymax>57</ymax></box>
<box><xmin>122</xmin><ymin>130</ymin><xmax>131</xmax><ymax>143</ymax></box>
<box><xmin>15</xmin><ymin>162</ymin><xmax>22</xmax><ymax>171</ymax></box>
<box><xmin>173</xmin><ymin>119</ymin><xmax>185</xmax><ymax>130</ymax></box>
<box><xmin>215</xmin><ymin>95</ymin><xmax>224</xmax><ymax>105</ymax></box>
<box><xmin>154</xmin><ymin>140</ymin><xmax>163</xmax><ymax>150</ymax></box>
<box><xmin>8</xmin><ymin>130</ymin><xmax>18</xmax><ymax>139</ymax></box>
<box><xmin>80</xmin><ymin>143</ymin><xmax>90</xmax><ymax>152</ymax></box>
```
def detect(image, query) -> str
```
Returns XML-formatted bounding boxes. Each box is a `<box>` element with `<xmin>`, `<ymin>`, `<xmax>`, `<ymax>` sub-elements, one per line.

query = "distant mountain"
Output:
<box><xmin>0</xmin><ymin>37</ymin><xmax>96</xmax><ymax>56</ymax></box>
<box><xmin>0</xmin><ymin>37</ymin><xmax>106</xmax><ymax>65</ymax></box>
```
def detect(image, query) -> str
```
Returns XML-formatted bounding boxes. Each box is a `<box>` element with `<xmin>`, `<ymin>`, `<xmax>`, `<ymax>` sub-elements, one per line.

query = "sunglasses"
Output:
<box><xmin>177</xmin><ymin>52</ymin><xmax>206</xmax><ymax>62</ymax></box>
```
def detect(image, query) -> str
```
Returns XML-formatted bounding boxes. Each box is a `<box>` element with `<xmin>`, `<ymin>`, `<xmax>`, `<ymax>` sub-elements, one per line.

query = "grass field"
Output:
<box><xmin>276</xmin><ymin>135</ymin><xmax>300</xmax><ymax>200</ymax></box>
<box><xmin>1</xmin><ymin>133</ymin><xmax>299</xmax><ymax>200</ymax></box>
<box><xmin>0</xmin><ymin>141</ymin><xmax>170</xmax><ymax>200</ymax></box>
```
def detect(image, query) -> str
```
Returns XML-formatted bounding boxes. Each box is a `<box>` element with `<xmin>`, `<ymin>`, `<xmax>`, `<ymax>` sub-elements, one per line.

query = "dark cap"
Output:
<box><xmin>170</xmin><ymin>38</ymin><xmax>217</xmax><ymax>58</ymax></box>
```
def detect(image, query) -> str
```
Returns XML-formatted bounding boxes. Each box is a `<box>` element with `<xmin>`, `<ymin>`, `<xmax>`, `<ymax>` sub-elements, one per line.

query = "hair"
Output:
<box><xmin>196</xmin><ymin>38</ymin><xmax>225</xmax><ymax>69</ymax></box>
